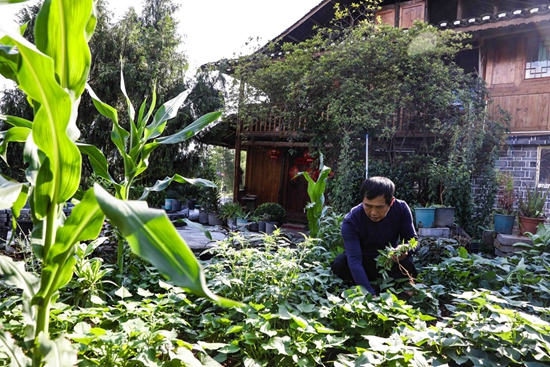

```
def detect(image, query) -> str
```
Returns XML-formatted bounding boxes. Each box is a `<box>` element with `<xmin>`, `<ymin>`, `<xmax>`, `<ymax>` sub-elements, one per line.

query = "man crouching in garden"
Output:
<box><xmin>331</xmin><ymin>176</ymin><xmax>418</xmax><ymax>296</ymax></box>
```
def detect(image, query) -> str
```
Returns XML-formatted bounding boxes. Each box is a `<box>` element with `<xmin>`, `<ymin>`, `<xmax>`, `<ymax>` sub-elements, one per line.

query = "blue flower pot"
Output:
<box><xmin>494</xmin><ymin>213</ymin><xmax>515</xmax><ymax>235</ymax></box>
<box><xmin>415</xmin><ymin>207</ymin><xmax>435</xmax><ymax>228</ymax></box>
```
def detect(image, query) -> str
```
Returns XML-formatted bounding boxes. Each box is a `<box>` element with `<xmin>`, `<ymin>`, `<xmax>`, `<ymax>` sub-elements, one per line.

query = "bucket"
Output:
<box><xmin>434</xmin><ymin>207</ymin><xmax>455</xmax><ymax>228</ymax></box>
<box><xmin>164</xmin><ymin>198</ymin><xmax>173</xmax><ymax>211</ymax></box>
<box><xmin>236</xmin><ymin>218</ymin><xmax>249</xmax><ymax>231</ymax></box>
<box><xmin>415</xmin><ymin>207</ymin><xmax>435</xmax><ymax>228</ymax></box>
<box><xmin>171</xmin><ymin>200</ymin><xmax>182</xmax><ymax>212</ymax></box>
<box><xmin>493</xmin><ymin>213</ymin><xmax>515</xmax><ymax>235</ymax></box>
<box><xmin>265</xmin><ymin>221</ymin><xmax>277</xmax><ymax>234</ymax></box>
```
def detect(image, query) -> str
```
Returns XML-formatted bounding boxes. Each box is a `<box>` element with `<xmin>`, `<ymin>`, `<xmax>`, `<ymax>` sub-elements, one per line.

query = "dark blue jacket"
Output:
<box><xmin>341</xmin><ymin>199</ymin><xmax>417</xmax><ymax>293</ymax></box>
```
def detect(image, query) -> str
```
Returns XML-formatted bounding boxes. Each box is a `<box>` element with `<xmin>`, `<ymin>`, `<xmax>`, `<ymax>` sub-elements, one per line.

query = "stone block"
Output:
<box><xmin>494</xmin><ymin>233</ymin><xmax>532</xmax><ymax>256</ymax></box>
<box><xmin>418</xmin><ymin>227</ymin><xmax>450</xmax><ymax>238</ymax></box>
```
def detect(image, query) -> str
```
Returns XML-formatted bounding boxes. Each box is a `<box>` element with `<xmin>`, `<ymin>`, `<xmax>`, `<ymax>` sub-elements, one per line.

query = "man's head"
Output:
<box><xmin>360</xmin><ymin>177</ymin><xmax>395</xmax><ymax>222</ymax></box>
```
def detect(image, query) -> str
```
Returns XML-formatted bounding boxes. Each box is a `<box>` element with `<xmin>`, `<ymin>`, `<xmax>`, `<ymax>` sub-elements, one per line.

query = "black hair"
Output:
<box><xmin>360</xmin><ymin>176</ymin><xmax>395</xmax><ymax>205</ymax></box>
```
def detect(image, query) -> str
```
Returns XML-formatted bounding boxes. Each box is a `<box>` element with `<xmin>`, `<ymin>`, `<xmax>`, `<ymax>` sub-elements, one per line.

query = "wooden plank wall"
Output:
<box><xmin>485</xmin><ymin>31</ymin><xmax>550</xmax><ymax>132</ymax></box>
<box><xmin>244</xmin><ymin>146</ymin><xmax>282</xmax><ymax>205</ymax></box>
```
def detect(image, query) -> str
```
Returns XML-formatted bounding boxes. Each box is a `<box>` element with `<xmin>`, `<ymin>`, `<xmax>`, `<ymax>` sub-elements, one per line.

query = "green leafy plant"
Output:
<box><xmin>0</xmin><ymin>1</ymin><xmax>239</xmax><ymax>364</ymax></box>
<box><xmin>495</xmin><ymin>171</ymin><xmax>515</xmax><ymax>215</ymax></box>
<box><xmin>517</xmin><ymin>185</ymin><xmax>549</xmax><ymax>219</ymax></box>
<box><xmin>253</xmin><ymin>202</ymin><xmax>286</xmax><ymax>225</ymax></box>
<box><xmin>294</xmin><ymin>154</ymin><xmax>332</xmax><ymax>238</ymax></box>
<box><xmin>218</xmin><ymin>202</ymin><xmax>245</xmax><ymax>221</ymax></box>
<box><xmin>83</xmin><ymin>72</ymin><xmax>221</xmax><ymax>274</ymax></box>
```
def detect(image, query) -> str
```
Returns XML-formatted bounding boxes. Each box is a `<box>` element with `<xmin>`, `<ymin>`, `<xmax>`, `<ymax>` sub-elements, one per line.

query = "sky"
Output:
<box><xmin>2</xmin><ymin>0</ymin><xmax>322</xmax><ymax>77</ymax></box>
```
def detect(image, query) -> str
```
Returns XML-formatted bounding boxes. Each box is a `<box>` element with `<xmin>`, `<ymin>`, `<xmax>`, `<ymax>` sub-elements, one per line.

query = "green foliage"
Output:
<box><xmin>514</xmin><ymin>223</ymin><xmax>550</xmax><ymax>253</ymax></box>
<box><xmin>518</xmin><ymin>185</ymin><xmax>549</xmax><ymax>219</ymax></box>
<box><xmin>0</xmin><ymin>1</ymin><xmax>235</xmax><ymax>364</ymax></box>
<box><xmin>231</xmin><ymin>4</ymin><xmax>509</xmax><ymax>237</ymax></box>
<box><xmin>327</xmin><ymin>133</ymin><xmax>364</xmax><ymax>214</ymax></box>
<box><xmin>495</xmin><ymin>170</ymin><xmax>516</xmax><ymax>215</ymax></box>
<box><xmin>318</xmin><ymin>210</ymin><xmax>345</xmax><ymax>254</ymax></box>
<box><xmin>295</xmin><ymin>154</ymin><xmax>331</xmax><ymax>238</ymax></box>
<box><xmin>218</xmin><ymin>201</ymin><xmax>245</xmax><ymax>221</ymax></box>
<box><xmin>253</xmin><ymin>202</ymin><xmax>286</xmax><ymax>225</ymax></box>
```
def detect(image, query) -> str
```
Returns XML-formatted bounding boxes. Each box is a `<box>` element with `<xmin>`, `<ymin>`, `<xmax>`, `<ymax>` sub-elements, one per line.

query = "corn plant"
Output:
<box><xmin>83</xmin><ymin>71</ymin><xmax>220</xmax><ymax>276</ymax></box>
<box><xmin>0</xmin><ymin>0</ymin><xmax>239</xmax><ymax>365</ymax></box>
<box><xmin>294</xmin><ymin>154</ymin><xmax>331</xmax><ymax>238</ymax></box>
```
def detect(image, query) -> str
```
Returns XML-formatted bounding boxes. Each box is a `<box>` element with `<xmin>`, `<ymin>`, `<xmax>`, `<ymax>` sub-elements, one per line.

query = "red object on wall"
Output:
<box><xmin>289</xmin><ymin>165</ymin><xmax>300</xmax><ymax>179</ymax></box>
<box><xmin>303</xmin><ymin>149</ymin><xmax>314</xmax><ymax>163</ymax></box>
<box><xmin>268</xmin><ymin>147</ymin><xmax>282</xmax><ymax>159</ymax></box>
<box><xmin>295</xmin><ymin>157</ymin><xmax>307</xmax><ymax>165</ymax></box>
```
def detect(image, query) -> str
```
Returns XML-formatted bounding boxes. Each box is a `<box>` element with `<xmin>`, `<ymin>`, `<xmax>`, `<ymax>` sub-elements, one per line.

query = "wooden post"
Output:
<box><xmin>457</xmin><ymin>0</ymin><xmax>464</xmax><ymax>19</ymax></box>
<box><xmin>233</xmin><ymin>82</ymin><xmax>245</xmax><ymax>203</ymax></box>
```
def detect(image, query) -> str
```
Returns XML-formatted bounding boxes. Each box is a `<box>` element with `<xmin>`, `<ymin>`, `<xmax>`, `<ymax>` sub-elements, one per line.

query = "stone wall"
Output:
<box><xmin>495</xmin><ymin>134</ymin><xmax>550</xmax><ymax>213</ymax></box>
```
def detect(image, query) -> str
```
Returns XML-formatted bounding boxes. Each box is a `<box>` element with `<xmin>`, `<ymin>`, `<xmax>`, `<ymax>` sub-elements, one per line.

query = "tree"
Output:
<box><xmin>1</xmin><ymin>0</ymin><xmax>224</xmax><ymax>186</ymax></box>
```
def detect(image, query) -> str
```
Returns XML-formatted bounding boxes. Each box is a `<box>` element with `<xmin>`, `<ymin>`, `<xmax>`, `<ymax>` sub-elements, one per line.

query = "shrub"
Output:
<box><xmin>254</xmin><ymin>202</ymin><xmax>286</xmax><ymax>225</ymax></box>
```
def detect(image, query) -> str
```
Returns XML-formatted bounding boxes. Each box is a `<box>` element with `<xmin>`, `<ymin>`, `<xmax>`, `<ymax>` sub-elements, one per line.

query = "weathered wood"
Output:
<box><xmin>399</xmin><ymin>2</ymin><xmax>425</xmax><ymax>28</ymax></box>
<box><xmin>376</xmin><ymin>8</ymin><xmax>396</xmax><ymax>26</ymax></box>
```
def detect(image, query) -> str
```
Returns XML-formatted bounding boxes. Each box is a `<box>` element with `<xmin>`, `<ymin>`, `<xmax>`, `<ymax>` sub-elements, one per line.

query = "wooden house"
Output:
<box><xmin>206</xmin><ymin>0</ymin><xmax>550</xmax><ymax>219</ymax></box>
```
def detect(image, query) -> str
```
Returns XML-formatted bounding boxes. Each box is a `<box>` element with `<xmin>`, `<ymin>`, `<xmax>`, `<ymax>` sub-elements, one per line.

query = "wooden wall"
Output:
<box><xmin>244</xmin><ymin>146</ymin><xmax>282</xmax><ymax>205</ymax></box>
<box><xmin>244</xmin><ymin>146</ymin><xmax>309</xmax><ymax>220</ymax></box>
<box><xmin>485</xmin><ymin>30</ymin><xmax>550</xmax><ymax>132</ymax></box>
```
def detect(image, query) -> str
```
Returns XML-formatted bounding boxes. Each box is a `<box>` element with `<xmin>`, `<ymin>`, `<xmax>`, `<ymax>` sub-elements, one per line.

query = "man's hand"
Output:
<box><xmin>391</xmin><ymin>244</ymin><xmax>409</xmax><ymax>262</ymax></box>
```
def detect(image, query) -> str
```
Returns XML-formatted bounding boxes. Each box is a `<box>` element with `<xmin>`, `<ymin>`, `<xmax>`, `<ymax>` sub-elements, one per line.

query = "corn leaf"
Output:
<box><xmin>0</xmin><ymin>15</ymin><xmax>81</xmax><ymax>214</ymax></box>
<box><xmin>0</xmin><ymin>126</ymin><xmax>30</xmax><ymax>162</ymax></box>
<box><xmin>139</xmin><ymin>175</ymin><xmax>216</xmax><ymax>200</ymax></box>
<box><xmin>77</xmin><ymin>143</ymin><xmax>115</xmax><ymax>183</ymax></box>
<box><xmin>155</xmin><ymin>111</ymin><xmax>221</xmax><ymax>145</ymax></box>
<box><xmin>33</xmin><ymin>188</ymin><xmax>104</xmax><ymax>305</ymax></box>
<box><xmin>94</xmin><ymin>184</ymin><xmax>243</xmax><ymax>308</ymax></box>
<box><xmin>145</xmin><ymin>88</ymin><xmax>190</xmax><ymax>140</ymax></box>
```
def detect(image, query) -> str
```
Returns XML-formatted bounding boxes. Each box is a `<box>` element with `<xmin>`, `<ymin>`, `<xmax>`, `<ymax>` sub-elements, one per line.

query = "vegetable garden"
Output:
<box><xmin>0</xmin><ymin>0</ymin><xmax>549</xmax><ymax>366</ymax></box>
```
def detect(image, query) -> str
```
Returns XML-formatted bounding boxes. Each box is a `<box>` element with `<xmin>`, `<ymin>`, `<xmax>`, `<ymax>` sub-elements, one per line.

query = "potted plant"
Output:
<box><xmin>517</xmin><ymin>185</ymin><xmax>549</xmax><ymax>235</ymax></box>
<box><xmin>257</xmin><ymin>213</ymin><xmax>271</xmax><ymax>232</ymax></box>
<box><xmin>219</xmin><ymin>202</ymin><xmax>244</xmax><ymax>230</ymax></box>
<box><xmin>166</xmin><ymin>184</ymin><xmax>189</xmax><ymax>212</ymax></box>
<box><xmin>200</xmin><ymin>186</ymin><xmax>223</xmax><ymax>226</ymax></box>
<box><xmin>493</xmin><ymin>171</ymin><xmax>516</xmax><ymax>235</ymax></box>
<box><xmin>428</xmin><ymin>163</ymin><xmax>455</xmax><ymax>228</ymax></box>
<box><xmin>254</xmin><ymin>202</ymin><xmax>286</xmax><ymax>234</ymax></box>
<box><xmin>414</xmin><ymin>203</ymin><xmax>435</xmax><ymax>229</ymax></box>
<box><xmin>247</xmin><ymin>215</ymin><xmax>260</xmax><ymax>232</ymax></box>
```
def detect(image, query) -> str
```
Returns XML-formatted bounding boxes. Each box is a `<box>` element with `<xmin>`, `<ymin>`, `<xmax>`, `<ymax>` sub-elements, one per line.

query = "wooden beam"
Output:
<box><xmin>242</xmin><ymin>141</ymin><xmax>310</xmax><ymax>147</ymax></box>
<box><xmin>457</xmin><ymin>0</ymin><xmax>464</xmax><ymax>20</ymax></box>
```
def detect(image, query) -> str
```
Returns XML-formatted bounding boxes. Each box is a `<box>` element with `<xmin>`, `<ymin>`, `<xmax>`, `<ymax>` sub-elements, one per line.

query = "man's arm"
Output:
<box><xmin>341</xmin><ymin>220</ymin><xmax>376</xmax><ymax>295</ymax></box>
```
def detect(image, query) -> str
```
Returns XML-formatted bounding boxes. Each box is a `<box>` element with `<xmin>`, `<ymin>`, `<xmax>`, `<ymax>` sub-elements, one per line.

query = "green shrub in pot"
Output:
<box><xmin>254</xmin><ymin>202</ymin><xmax>286</xmax><ymax>225</ymax></box>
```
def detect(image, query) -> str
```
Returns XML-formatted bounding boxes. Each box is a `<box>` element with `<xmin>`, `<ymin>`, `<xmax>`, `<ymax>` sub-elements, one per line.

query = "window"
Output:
<box><xmin>536</xmin><ymin>146</ymin><xmax>550</xmax><ymax>188</ymax></box>
<box><xmin>525</xmin><ymin>35</ymin><xmax>550</xmax><ymax>79</ymax></box>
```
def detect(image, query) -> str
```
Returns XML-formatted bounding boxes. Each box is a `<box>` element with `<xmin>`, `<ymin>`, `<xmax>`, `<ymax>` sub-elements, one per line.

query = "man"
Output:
<box><xmin>331</xmin><ymin>176</ymin><xmax>418</xmax><ymax>296</ymax></box>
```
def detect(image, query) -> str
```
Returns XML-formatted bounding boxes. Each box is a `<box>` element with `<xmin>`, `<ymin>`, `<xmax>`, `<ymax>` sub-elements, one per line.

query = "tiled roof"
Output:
<box><xmin>438</xmin><ymin>4</ymin><xmax>550</xmax><ymax>30</ymax></box>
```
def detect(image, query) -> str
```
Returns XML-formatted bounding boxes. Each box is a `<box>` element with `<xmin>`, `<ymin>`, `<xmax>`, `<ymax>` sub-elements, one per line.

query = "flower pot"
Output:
<box><xmin>199</xmin><ymin>210</ymin><xmax>209</xmax><ymax>224</ymax></box>
<box><xmin>164</xmin><ymin>198</ymin><xmax>173</xmax><ymax>211</ymax></box>
<box><xmin>186</xmin><ymin>198</ymin><xmax>197</xmax><ymax>210</ymax></box>
<box><xmin>171</xmin><ymin>199</ymin><xmax>182</xmax><ymax>212</ymax></box>
<box><xmin>236</xmin><ymin>218</ymin><xmax>249</xmax><ymax>231</ymax></box>
<box><xmin>248</xmin><ymin>221</ymin><xmax>259</xmax><ymax>232</ymax></box>
<box><xmin>493</xmin><ymin>213</ymin><xmax>515</xmax><ymax>235</ymax></box>
<box><xmin>265</xmin><ymin>221</ymin><xmax>277</xmax><ymax>234</ymax></box>
<box><xmin>518</xmin><ymin>216</ymin><xmax>545</xmax><ymax>236</ymax></box>
<box><xmin>258</xmin><ymin>220</ymin><xmax>266</xmax><ymax>232</ymax></box>
<box><xmin>415</xmin><ymin>207</ymin><xmax>435</xmax><ymax>228</ymax></box>
<box><xmin>188</xmin><ymin>209</ymin><xmax>199</xmax><ymax>221</ymax></box>
<box><xmin>434</xmin><ymin>207</ymin><xmax>455</xmax><ymax>228</ymax></box>
<box><xmin>208</xmin><ymin>213</ymin><xmax>223</xmax><ymax>226</ymax></box>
